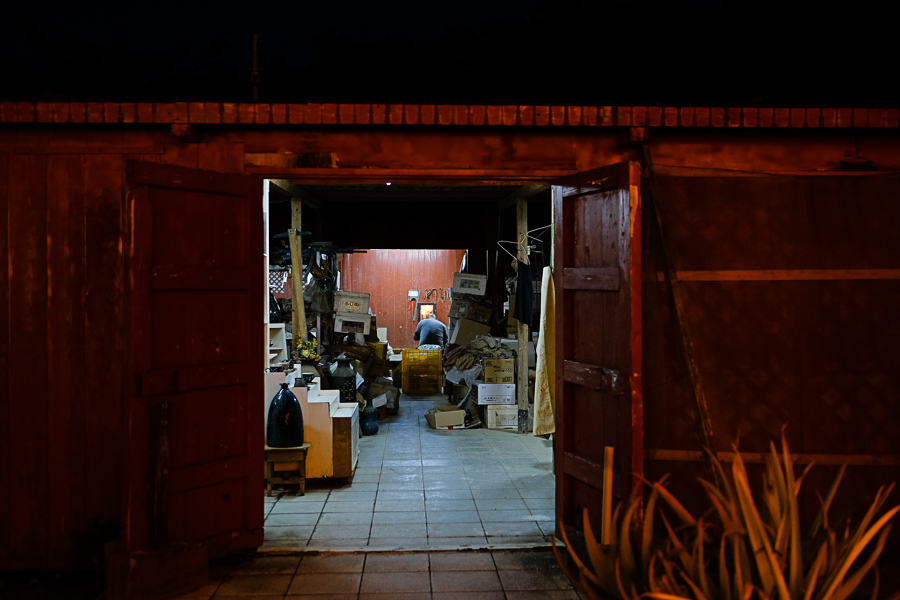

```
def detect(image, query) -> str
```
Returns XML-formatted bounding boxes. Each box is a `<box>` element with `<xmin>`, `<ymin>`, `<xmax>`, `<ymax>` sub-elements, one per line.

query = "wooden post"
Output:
<box><xmin>516</xmin><ymin>197</ymin><xmax>530</xmax><ymax>434</ymax></box>
<box><xmin>288</xmin><ymin>229</ymin><xmax>307</xmax><ymax>346</ymax></box>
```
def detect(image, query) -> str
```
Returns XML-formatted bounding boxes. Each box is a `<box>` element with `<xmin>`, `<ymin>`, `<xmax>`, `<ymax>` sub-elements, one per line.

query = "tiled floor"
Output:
<box><xmin>262</xmin><ymin>395</ymin><xmax>556</xmax><ymax>552</ymax></box>
<box><xmin>190</xmin><ymin>550</ymin><xmax>582</xmax><ymax>599</ymax></box>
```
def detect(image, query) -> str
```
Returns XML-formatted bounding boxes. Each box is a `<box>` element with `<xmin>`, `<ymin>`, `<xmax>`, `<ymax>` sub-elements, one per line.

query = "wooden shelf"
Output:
<box><xmin>268</xmin><ymin>323</ymin><xmax>288</xmax><ymax>364</ymax></box>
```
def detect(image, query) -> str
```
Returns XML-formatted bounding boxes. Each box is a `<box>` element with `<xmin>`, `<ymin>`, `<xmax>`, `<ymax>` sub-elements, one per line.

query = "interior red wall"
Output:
<box><xmin>341</xmin><ymin>249</ymin><xmax>466</xmax><ymax>349</ymax></box>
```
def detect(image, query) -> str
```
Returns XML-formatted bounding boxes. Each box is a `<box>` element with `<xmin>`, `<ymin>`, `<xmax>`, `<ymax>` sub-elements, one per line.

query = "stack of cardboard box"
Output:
<box><xmin>478</xmin><ymin>358</ymin><xmax>517</xmax><ymax>430</ymax></box>
<box><xmin>448</xmin><ymin>272</ymin><xmax>492</xmax><ymax>346</ymax></box>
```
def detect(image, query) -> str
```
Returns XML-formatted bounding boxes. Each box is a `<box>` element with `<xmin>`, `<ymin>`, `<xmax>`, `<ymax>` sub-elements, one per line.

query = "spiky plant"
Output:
<box><xmin>552</xmin><ymin>435</ymin><xmax>900</xmax><ymax>600</ymax></box>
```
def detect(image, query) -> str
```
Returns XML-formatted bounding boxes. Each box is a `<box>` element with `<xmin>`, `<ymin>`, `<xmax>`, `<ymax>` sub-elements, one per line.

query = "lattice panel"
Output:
<box><xmin>268</xmin><ymin>269</ymin><xmax>289</xmax><ymax>293</ymax></box>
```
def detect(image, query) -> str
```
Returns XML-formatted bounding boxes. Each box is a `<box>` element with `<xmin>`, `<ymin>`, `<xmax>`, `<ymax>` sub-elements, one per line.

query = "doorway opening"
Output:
<box><xmin>260</xmin><ymin>180</ymin><xmax>555</xmax><ymax>551</ymax></box>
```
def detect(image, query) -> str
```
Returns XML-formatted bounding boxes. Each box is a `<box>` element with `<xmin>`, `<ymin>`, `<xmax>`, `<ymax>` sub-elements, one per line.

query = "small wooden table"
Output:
<box><xmin>264</xmin><ymin>442</ymin><xmax>311</xmax><ymax>497</ymax></box>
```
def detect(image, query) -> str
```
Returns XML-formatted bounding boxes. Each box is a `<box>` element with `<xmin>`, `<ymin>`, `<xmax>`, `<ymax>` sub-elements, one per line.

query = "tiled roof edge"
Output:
<box><xmin>0</xmin><ymin>102</ymin><xmax>896</xmax><ymax>128</ymax></box>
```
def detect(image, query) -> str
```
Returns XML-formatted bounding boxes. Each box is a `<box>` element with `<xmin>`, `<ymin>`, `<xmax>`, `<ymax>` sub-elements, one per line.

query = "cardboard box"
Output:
<box><xmin>452</xmin><ymin>272</ymin><xmax>487</xmax><ymax>296</ymax></box>
<box><xmin>477</xmin><ymin>383</ymin><xmax>516</xmax><ymax>405</ymax></box>
<box><xmin>500</xmin><ymin>338</ymin><xmax>536</xmax><ymax>368</ymax></box>
<box><xmin>424</xmin><ymin>405</ymin><xmax>466</xmax><ymax>429</ymax></box>
<box><xmin>487</xmin><ymin>405</ymin><xmax>519</xmax><ymax>430</ymax></box>
<box><xmin>367</xmin><ymin>341</ymin><xmax>388</xmax><ymax>360</ymax></box>
<box><xmin>334</xmin><ymin>312</ymin><xmax>371</xmax><ymax>335</ymax></box>
<box><xmin>484</xmin><ymin>359</ymin><xmax>515</xmax><ymax>384</ymax></box>
<box><xmin>449</xmin><ymin>318</ymin><xmax>491</xmax><ymax>346</ymax></box>
<box><xmin>449</xmin><ymin>299</ymin><xmax>492</xmax><ymax>325</ymax></box>
<box><xmin>334</xmin><ymin>291</ymin><xmax>370</xmax><ymax>314</ymax></box>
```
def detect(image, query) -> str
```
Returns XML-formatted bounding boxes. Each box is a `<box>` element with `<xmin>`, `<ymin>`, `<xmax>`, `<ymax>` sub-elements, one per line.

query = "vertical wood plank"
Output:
<box><xmin>516</xmin><ymin>198</ymin><xmax>530</xmax><ymax>433</ymax></box>
<box><xmin>8</xmin><ymin>154</ymin><xmax>50</xmax><ymax>567</ymax></box>
<box><xmin>0</xmin><ymin>154</ymin><xmax>9</xmax><ymax>569</ymax></box>
<box><xmin>46</xmin><ymin>155</ymin><xmax>87</xmax><ymax>567</ymax></box>
<box><xmin>84</xmin><ymin>154</ymin><xmax>126</xmax><ymax>532</ymax></box>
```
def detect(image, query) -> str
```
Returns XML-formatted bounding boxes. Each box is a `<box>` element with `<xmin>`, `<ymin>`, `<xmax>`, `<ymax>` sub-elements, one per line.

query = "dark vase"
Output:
<box><xmin>330</xmin><ymin>355</ymin><xmax>357</xmax><ymax>405</ymax></box>
<box><xmin>360</xmin><ymin>397</ymin><xmax>379</xmax><ymax>436</ymax></box>
<box><xmin>266</xmin><ymin>383</ymin><xmax>304</xmax><ymax>448</ymax></box>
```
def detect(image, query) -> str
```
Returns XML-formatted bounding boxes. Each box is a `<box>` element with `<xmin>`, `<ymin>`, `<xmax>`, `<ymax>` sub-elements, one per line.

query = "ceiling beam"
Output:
<box><xmin>498</xmin><ymin>185</ymin><xmax>550</xmax><ymax>210</ymax></box>
<box><xmin>268</xmin><ymin>179</ymin><xmax>322</xmax><ymax>209</ymax></box>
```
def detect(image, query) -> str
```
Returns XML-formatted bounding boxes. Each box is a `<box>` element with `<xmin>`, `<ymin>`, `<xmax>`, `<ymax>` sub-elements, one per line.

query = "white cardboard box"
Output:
<box><xmin>452</xmin><ymin>272</ymin><xmax>487</xmax><ymax>296</ymax></box>
<box><xmin>334</xmin><ymin>312</ymin><xmax>372</xmax><ymax>335</ymax></box>
<box><xmin>487</xmin><ymin>405</ymin><xmax>519</xmax><ymax>430</ymax></box>
<box><xmin>334</xmin><ymin>291</ymin><xmax>370</xmax><ymax>314</ymax></box>
<box><xmin>477</xmin><ymin>383</ymin><xmax>516</xmax><ymax>405</ymax></box>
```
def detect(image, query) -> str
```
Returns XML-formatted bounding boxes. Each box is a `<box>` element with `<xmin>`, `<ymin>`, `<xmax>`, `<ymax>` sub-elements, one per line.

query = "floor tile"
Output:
<box><xmin>427</xmin><ymin>536</ymin><xmax>488</xmax><ymax>548</ymax></box>
<box><xmin>431</xmin><ymin>571</ymin><xmax>502</xmax><ymax>593</ymax></box>
<box><xmin>326</xmin><ymin>490</ymin><xmax>377</xmax><ymax>501</ymax></box>
<box><xmin>486</xmin><ymin>535</ymin><xmax>549</xmax><ymax>545</ymax></box>
<box><xmin>427</xmin><ymin>510</ymin><xmax>480</xmax><ymax>523</ymax></box>
<box><xmin>332</xmin><ymin>482</ymin><xmax>378</xmax><ymax>492</ymax></box>
<box><xmin>429</xmin><ymin>552</ymin><xmax>496</xmax><ymax>571</ymax></box>
<box><xmin>474</xmin><ymin>498</ymin><xmax>528</xmax><ymax>511</ymax></box>
<box><xmin>288</xmin><ymin>572</ymin><xmax>362</xmax><ymax>595</ymax></box>
<box><xmin>269</xmin><ymin>502</ymin><xmax>324</xmax><ymax>514</ymax></box>
<box><xmin>504</xmin><ymin>592</ymin><xmax>581</xmax><ymax>600</ymax></box>
<box><xmin>311</xmin><ymin>524</ymin><xmax>372</xmax><ymax>539</ymax></box>
<box><xmin>369</xmin><ymin>522</ymin><xmax>427</xmax><ymax>538</ymax></box>
<box><xmin>359</xmin><ymin>594</ymin><xmax>432</xmax><ymax>600</ymax></box>
<box><xmin>363</xmin><ymin>552</ymin><xmax>430</xmax><ymax>572</ymax></box>
<box><xmin>527</xmin><ymin>510</ymin><xmax>555</xmax><ymax>522</ymax></box>
<box><xmin>229</xmin><ymin>555</ymin><xmax>300</xmax><ymax>574</ymax></box>
<box><xmin>377</xmin><ymin>490</ymin><xmax>426</xmax><ymax>501</ymax></box>
<box><xmin>492</xmin><ymin>551</ymin><xmax>560</xmax><ymax>571</ymax></box>
<box><xmin>304</xmin><ymin>539</ymin><xmax>369</xmax><ymax>549</ymax></box>
<box><xmin>372</xmin><ymin>511</ymin><xmax>426</xmax><ymax>524</ymax></box>
<box><xmin>375</xmin><ymin>499</ymin><xmax>425</xmax><ymax>512</ymax></box>
<box><xmin>366</xmin><ymin>538</ymin><xmax>430</xmax><ymax>551</ymax></box>
<box><xmin>360</xmin><ymin>571</ymin><xmax>432</xmax><ymax>593</ymax></box>
<box><xmin>471</xmin><ymin>488</ymin><xmax>522</xmax><ymax>499</ymax></box>
<box><xmin>263</xmin><ymin>525</ymin><xmax>314</xmax><ymax>541</ymax></box>
<box><xmin>378</xmin><ymin>482</ymin><xmax>425</xmax><ymax>491</ymax></box>
<box><xmin>297</xmin><ymin>554</ymin><xmax>365</xmax><ymax>573</ymax></box>
<box><xmin>497</xmin><ymin>569</ymin><xmax>574</xmax><ymax>591</ymax></box>
<box><xmin>426</xmin><ymin>499</ymin><xmax>477</xmax><ymax>511</ymax></box>
<box><xmin>265</xmin><ymin>512</ymin><xmax>320</xmax><ymax>526</ymax></box>
<box><xmin>523</xmin><ymin>497</ymin><xmax>555</xmax><ymax>510</ymax></box>
<box><xmin>316</xmin><ymin>512</ymin><xmax>374</xmax><ymax>525</ymax></box>
<box><xmin>479</xmin><ymin>510</ymin><xmax>536</xmax><ymax>523</ymax></box>
<box><xmin>323</xmin><ymin>500</ymin><xmax>377</xmax><ymax>513</ymax></box>
<box><xmin>428</xmin><ymin>521</ymin><xmax>486</xmax><ymax>537</ymax></box>
<box><xmin>215</xmin><ymin>574</ymin><xmax>292</xmax><ymax>596</ymax></box>
<box><xmin>425</xmin><ymin>489</ymin><xmax>473</xmax><ymax>500</ymax></box>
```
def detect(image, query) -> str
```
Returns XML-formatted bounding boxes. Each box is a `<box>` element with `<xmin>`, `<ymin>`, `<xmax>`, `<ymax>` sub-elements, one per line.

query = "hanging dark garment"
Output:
<box><xmin>513</xmin><ymin>260</ymin><xmax>534</xmax><ymax>327</ymax></box>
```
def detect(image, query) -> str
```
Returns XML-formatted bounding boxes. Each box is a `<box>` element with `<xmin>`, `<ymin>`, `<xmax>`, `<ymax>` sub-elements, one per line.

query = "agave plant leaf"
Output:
<box><xmin>554</xmin><ymin>521</ymin><xmax>602</xmax><ymax>588</ymax></box>
<box><xmin>732</xmin><ymin>534</ymin><xmax>746</xmax><ymax>600</ymax></box>
<box><xmin>694</xmin><ymin>520</ymin><xmax>713</xmax><ymax>600</ymax></box>
<box><xmin>583</xmin><ymin>506</ymin><xmax>615</xmax><ymax>590</ymax></box>
<box><xmin>867</xmin><ymin>567</ymin><xmax>879</xmax><ymax>600</ymax></box>
<box><xmin>644</xmin><ymin>594</ymin><xmax>694</xmax><ymax>600</ymax></box>
<box><xmin>827</xmin><ymin>525</ymin><xmax>892</xmax><ymax>600</ymax></box>
<box><xmin>700</xmin><ymin>478</ymin><xmax>740</xmax><ymax>534</ymax></box>
<box><xmin>705</xmin><ymin>447</ymin><xmax>736</xmax><ymax>499</ymax></box>
<box><xmin>817</xmin><ymin>505</ymin><xmax>900</xmax><ymax>600</ymax></box>
<box><xmin>807</xmin><ymin>464</ymin><xmax>847</xmax><ymax>541</ymax></box>
<box><xmin>732</xmin><ymin>453</ymin><xmax>792</xmax><ymax>600</ymax></box>
<box><xmin>780</xmin><ymin>434</ymin><xmax>804</xmax><ymax>600</ymax></box>
<box><xmin>654</xmin><ymin>481</ymin><xmax>698</xmax><ymax>527</ymax></box>
<box><xmin>682</xmin><ymin>569</ymin><xmax>712</xmax><ymax>600</ymax></box>
<box><xmin>661</xmin><ymin>511</ymin><xmax>694</xmax><ymax>574</ymax></box>
<box><xmin>718</xmin><ymin>537</ymin><xmax>732</xmax><ymax>600</ymax></box>
<box><xmin>619</xmin><ymin>489</ymin><xmax>641</xmax><ymax>583</ymax></box>
<box><xmin>644</xmin><ymin>486</ymin><xmax>662</xmax><ymax>578</ymax></box>
<box><xmin>804</xmin><ymin>544</ymin><xmax>828</xmax><ymax>600</ymax></box>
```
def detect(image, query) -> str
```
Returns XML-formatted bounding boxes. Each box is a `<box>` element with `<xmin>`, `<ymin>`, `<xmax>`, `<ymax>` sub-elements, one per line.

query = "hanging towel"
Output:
<box><xmin>512</xmin><ymin>260</ymin><xmax>534</xmax><ymax>327</ymax></box>
<box><xmin>533</xmin><ymin>266</ymin><xmax>556</xmax><ymax>436</ymax></box>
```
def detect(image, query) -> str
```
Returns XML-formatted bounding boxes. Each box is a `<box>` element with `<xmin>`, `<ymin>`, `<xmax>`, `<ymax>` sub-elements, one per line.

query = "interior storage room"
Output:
<box><xmin>259</xmin><ymin>180</ymin><xmax>557</xmax><ymax>552</ymax></box>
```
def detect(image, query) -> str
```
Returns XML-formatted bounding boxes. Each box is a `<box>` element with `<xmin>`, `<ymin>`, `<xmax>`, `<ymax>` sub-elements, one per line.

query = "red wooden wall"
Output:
<box><xmin>0</xmin><ymin>131</ymin><xmax>245</xmax><ymax>570</ymax></box>
<box><xmin>340</xmin><ymin>249</ymin><xmax>466</xmax><ymax>349</ymax></box>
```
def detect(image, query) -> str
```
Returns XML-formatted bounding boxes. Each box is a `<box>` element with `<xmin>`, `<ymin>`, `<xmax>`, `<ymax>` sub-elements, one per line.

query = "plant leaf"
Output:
<box><xmin>654</xmin><ymin>482</ymin><xmax>698</xmax><ymax>526</ymax></box>
<box><xmin>803</xmin><ymin>544</ymin><xmax>828</xmax><ymax>600</ymax></box>
<box><xmin>619</xmin><ymin>488</ymin><xmax>642</xmax><ymax>582</ymax></box>
<box><xmin>828</xmin><ymin>527</ymin><xmax>891</xmax><ymax>600</ymax></box>
<box><xmin>644</xmin><ymin>486</ymin><xmax>662</xmax><ymax>579</ymax></box>
<box><xmin>583</xmin><ymin>507</ymin><xmax>610</xmax><ymax>588</ymax></box>
<box><xmin>807</xmin><ymin>464</ymin><xmax>847</xmax><ymax>541</ymax></box>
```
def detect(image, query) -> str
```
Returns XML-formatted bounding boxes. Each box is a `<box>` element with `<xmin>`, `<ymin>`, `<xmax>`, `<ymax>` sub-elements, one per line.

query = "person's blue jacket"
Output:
<box><xmin>413</xmin><ymin>316</ymin><xmax>449</xmax><ymax>348</ymax></box>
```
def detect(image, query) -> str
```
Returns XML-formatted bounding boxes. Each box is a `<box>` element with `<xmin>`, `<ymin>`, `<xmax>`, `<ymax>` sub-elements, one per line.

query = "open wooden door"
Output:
<box><xmin>122</xmin><ymin>162</ymin><xmax>264</xmax><ymax>561</ymax></box>
<box><xmin>553</xmin><ymin>162</ymin><xmax>642</xmax><ymax>542</ymax></box>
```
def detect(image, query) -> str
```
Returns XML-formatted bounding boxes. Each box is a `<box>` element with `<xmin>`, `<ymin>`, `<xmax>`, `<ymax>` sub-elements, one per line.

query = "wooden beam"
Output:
<box><xmin>642</xmin><ymin>145</ymin><xmax>725</xmax><ymax>492</ymax></box>
<box><xmin>499</xmin><ymin>185</ymin><xmax>550</xmax><ymax>210</ymax></box>
<box><xmin>269</xmin><ymin>179</ymin><xmax>321</xmax><ymax>209</ymax></box>
<box><xmin>516</xmin><ymin>197</ymin><xmax>530</xmax><ymax>434</ymax></box>
<box><xmin>656</xmin><ymin>269</ymin><xmax>900</xmax><ymax>281</ymax></box>
<box><xmin>649</xmin><ymin>449</ymin><xmax>900</xmax><ymax>466</ymax></box>
<box><xmin>288</xmin><ymin>229</ymin><xmax>307</xmax><ymax>345</ymax></box>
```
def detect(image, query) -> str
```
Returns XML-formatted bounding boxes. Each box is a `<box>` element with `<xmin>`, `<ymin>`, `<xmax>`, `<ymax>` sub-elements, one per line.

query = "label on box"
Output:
<box><xmin>484</xmin><ymin>359</ymin><xmax>514</xmax><ymax>384</ymax></box>
<box><xmin>477</xmin><ymin>383</ymin><xmax>516</xmax><ymax>405</ymax></box>
<box><xmin>334</xmin><ymin>291</ymin><xmax>370</xmax><ymax>314</ymax></box>
<box><xmin>452</xmin><ymin>272</ymin><xmax>487</xmax><ymax>296</ymax></box>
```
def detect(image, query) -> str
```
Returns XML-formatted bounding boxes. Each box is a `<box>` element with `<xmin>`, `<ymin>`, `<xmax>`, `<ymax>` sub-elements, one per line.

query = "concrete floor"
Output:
<box><xmin>173</xmin><ymin>395</ymin><xmax>582</xmax><ymax>599</ymax></box>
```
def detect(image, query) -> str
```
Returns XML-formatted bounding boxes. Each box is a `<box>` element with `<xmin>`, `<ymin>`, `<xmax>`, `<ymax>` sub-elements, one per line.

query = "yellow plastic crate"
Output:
<box><xmin>401</xmin><ymin>349</ymin><xmax>442</xmax><ymax>394</ymax></box>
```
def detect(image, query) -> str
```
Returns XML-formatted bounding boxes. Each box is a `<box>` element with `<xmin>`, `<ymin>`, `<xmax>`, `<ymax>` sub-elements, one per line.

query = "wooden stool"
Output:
<box><xmin>264</xmin><ymin>442</ymin><xmax>310</xmax><ymax>497</ymax></box>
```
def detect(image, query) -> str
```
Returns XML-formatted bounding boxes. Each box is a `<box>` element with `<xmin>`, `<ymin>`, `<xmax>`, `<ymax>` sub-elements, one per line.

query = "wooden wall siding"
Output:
<box><xmin>641</xmin><ymin>171</ymin><xmax>900</xmax><ymax>525</ymax></box>
<box><xmin>2</xmin><ymin>102</ymin><xmax>898</xmax><ymax>129</ymax></box>
<box><xmin>341</xmin><ymin>249</ymin><xmax>466</xmax><ymax>350</ymax></box>
<box><xmin>0</xmin><ymin>136</ymin><xmax>245</xmax><ymax>570</ymax></box>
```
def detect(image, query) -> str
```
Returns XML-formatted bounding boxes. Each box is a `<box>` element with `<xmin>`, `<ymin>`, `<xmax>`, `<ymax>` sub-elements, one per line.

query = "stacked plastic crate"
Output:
<box><xmin>401</xmin><ymin>348</ymin><xmax>443</xmax><ymax>394</ymax></box>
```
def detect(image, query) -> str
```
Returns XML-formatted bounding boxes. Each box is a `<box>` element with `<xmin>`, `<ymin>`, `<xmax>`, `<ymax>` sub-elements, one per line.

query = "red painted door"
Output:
<box><xmin>553</xmin><ymin>162</ymin><xmax>643</xmax><ymax>540</ymax></box>
<box><xmin>123</xmin><ymin>162</ymin><xmax>264</xmax><ymax>556</ymax></box>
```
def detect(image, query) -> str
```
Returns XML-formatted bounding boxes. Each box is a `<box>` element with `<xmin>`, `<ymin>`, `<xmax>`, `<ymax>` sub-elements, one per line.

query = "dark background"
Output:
<box><xmin>2</xmin><ymin>0</ymin><xmax>898</xmax><ymax>106</ymax></box>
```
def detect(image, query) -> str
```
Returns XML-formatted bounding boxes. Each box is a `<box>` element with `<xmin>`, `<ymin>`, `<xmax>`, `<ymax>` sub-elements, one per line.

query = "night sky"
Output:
<box><xmin>2</xmin><ymin>1</ymin><xmax>898</xmax><ymax>106</ymax></box>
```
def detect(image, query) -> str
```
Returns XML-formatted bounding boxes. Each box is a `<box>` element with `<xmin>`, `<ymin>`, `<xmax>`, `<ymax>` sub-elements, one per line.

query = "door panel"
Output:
<box><xmin>553</xmin><ymin>162</ymin><xmax>642</xmax><ymax>540</ymax></box>
<box><xmin>124</xmin><ymin>161</ymin><xmax>263</xmax><ymax>556</ymax></box>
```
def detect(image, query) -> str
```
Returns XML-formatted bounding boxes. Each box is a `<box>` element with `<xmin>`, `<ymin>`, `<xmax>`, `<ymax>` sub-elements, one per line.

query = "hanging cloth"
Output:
<box><xmin>512</xmin><ymin>260</ymin><xmax>534</xmax><ymax>327</ymax></box>
<box><xmin>533</xmin><ymin>266</ymin><xmax>556</xmax><ymax>437</ymax></box>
